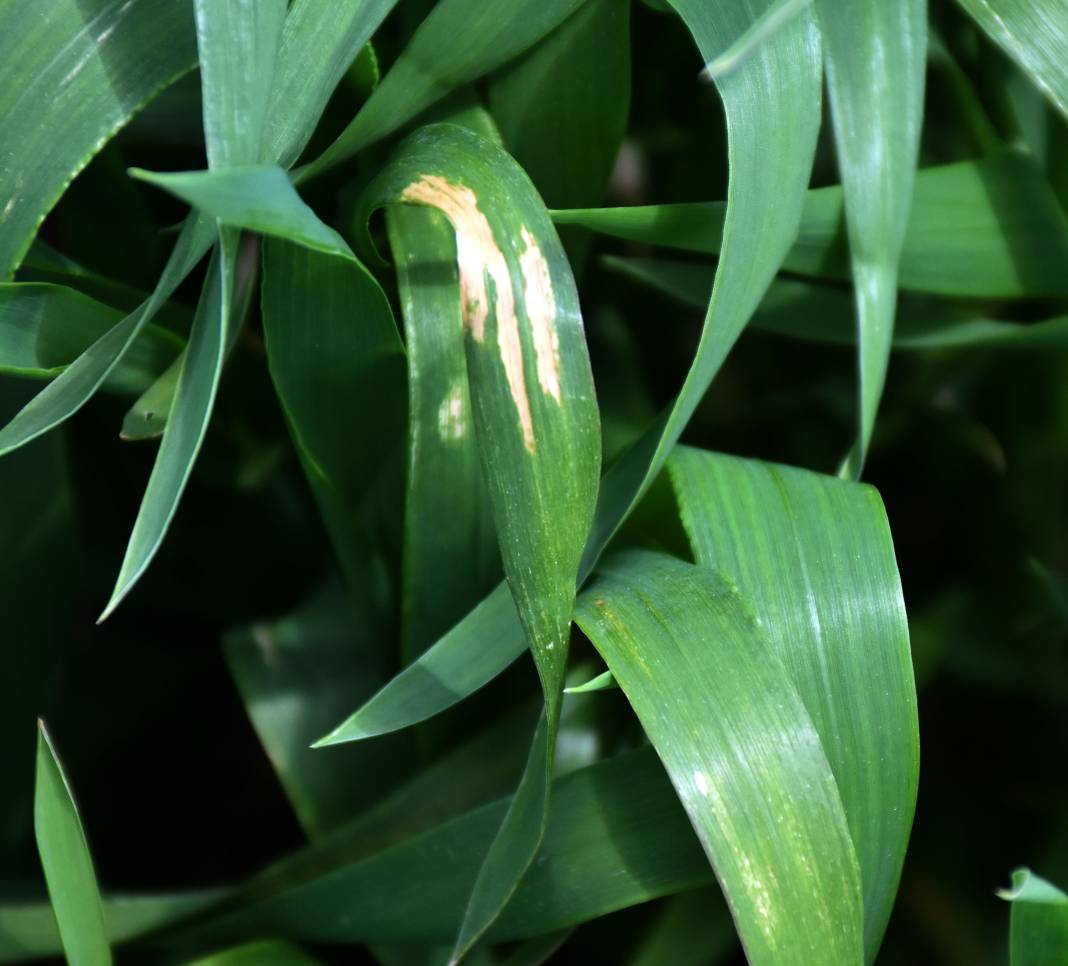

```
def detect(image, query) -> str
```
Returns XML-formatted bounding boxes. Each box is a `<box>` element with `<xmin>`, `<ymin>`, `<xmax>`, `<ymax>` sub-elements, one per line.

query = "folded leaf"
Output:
<box><xmin>1000</xmin><ymin>868</ymin><xmax>1068</xmax><ymax>966</ymax></box>
<box><xmin>575</xmin><ymin>551</ymin><xmax>864</xmax><ymax>965</ymax></box>
<box><xmin>668</xmin><ymin>447</ymin><xmax>918</xmax><ymax>958</ymax></box>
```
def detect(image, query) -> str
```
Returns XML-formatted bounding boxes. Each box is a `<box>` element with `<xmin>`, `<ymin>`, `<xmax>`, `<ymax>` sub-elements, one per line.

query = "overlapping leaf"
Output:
<box><xmin>576</xmin><ymin>551</ymin><xmax>864</xmax><ymax>965</ymax></box>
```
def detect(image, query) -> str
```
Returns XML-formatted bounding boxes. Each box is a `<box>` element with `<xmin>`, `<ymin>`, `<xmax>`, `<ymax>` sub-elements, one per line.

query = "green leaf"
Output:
<box><xmin>194</xmin><ymin>0</ymin><xmax>286</xmax><ymax>169</ymax></box>
<box><xmin>668</xmin><ymin>447</ymin><xmax>917</xmax><ymax>958</ymax></box>
<box><xmin>0</xmin><ymin>0</ymin><xmax>196</xmax><ymax>278</ymax></box>
<box><xmin>131</xmin><ymin>167</ymin><xmax>352</xmax><ymax>259</ymax></box>
<box><xmin>575</xmin><ymin>552</ymin><xmax>864</xmax><ymax>965</ymax></box>
<box><xmin>143</xmin><ymin>748</ymin><xmax>712</xmax><ymax>951</ymax></box>
<box><xmin>999</xmin><ymin>869</ymin><xmax>1068</xmax><ymax>966</ymax></box>
<box><xmin>360</xmin><ymin>122</ymin><xmax>601</xmax><ymax>959</ymax></box>
<box><xmin>0</xmin><ymin>283</ymin><xmax>181</xmax><ymax>395</ymax></box>
<box><xmin>260</xmin><ymin>236</ymin><xmax>406</xmax><ymax>610</ymax></box>
<box><xmin>120</xmin><ymin>351</ymin><xmax>183</xmax><ymax>441</ymax></box>
<box><xmin>629</xmin><ymin>888</ymin><xmax>737</xmax><ymax>966</ymax></box>
<box><xmin>264</xmin><ymin>0</ymin><xmax>400</xmax><ymax>169</ymax></box>
<box><xmin>34</xmin><ymin>721</ymin><xmax>111</xmax><ymax>966</ymax></box>
<box><xmin>99</xmin><ymin>241</ymin><xmax>237</xmax><ymax>620</ymax></box>
<box><xmin>316</xmin><ymin>0</ymin><xmax>823</xmax><ymax>757</ymax></box>
<box><xmin>0</xmin><ymin>215</ymin><xmax>215</xmax><ymax>459</ymax></box>
<box><xmin>605</xmin><ymin>257</ymin><xmax>1068</xmax><ymax>351</ymax></box>
<box><xmin>299</xmin><ymin>0</ymin><xmax>589</xmax><ymax>179</ymax></box>
<box><xmin>812</xmin><ymin>0</ymin><xmax>926</xmax><ymax>475</ymax></box>
<box><xmin>387</xmin><ymin>205</ymin><xmax>499</xmax><ymax>660</ymax></box>
<box><xmin>554</xmin><ymin>153</ymin><xmax>1068</xmax><ymax>299</ymax></box>
<box><xmin>488</xmin><ymin>0</ymin><xmax>631</xmax><ymax>211</ymax></box>
<box><xmin>563</xmin><ymin>669</ymin><xmax>615</xmax><ymax>694</ymax></box>
<box><xmin>956</xmin><ymin>0</ymin><xmax>1068</xmax><ymax>120</ymax></box>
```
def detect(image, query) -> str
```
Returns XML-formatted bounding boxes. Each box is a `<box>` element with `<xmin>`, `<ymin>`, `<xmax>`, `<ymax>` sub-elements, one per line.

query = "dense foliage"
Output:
<box><xmin>2</xmin><ymin>1</ymin><xmax>1068</xmax><ymax>964</ymax></box>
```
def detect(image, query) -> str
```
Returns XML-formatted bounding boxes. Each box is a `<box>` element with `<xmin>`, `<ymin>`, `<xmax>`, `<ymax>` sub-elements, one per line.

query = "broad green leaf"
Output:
<box><xmin>488</xmin><ymin>0</ymin><xmax>631</xmax><ymax>211</ymax></box>
<box><xmin>668</xmin><ymin>447</ymin><xmax>918</xmax><ymax>958</ymax></box>
<box><xmin>184</xmin><ymin>940</ymin><xmax>322</xmax><ymax>966</ymax></box>
<box><xmin>34</xmin><ymin>722</ymin><xmax>111</xmax><ymax>966</ymax></box>
<box><xmin>131</xmin><ymin>167</ymin><xmax>352</xmax><ymax>259</ymax></box>
<box><xmin>99</xmin><ymin>242</ymin><xmax>236</xmax><ymax>620</ymax></box>
<box><xmin>999</xmin><ymin>869</ymin><xmax>1068</xmax><ymax>966</ymax></box>
<box><xmin>813</xmin><ymin>0</ymin><xmax>926</xmax><ymax>475</ymax></box>
<box><xmin>299</xmin><ymin>0</ymin><xmax>589</xmax><ymax>179</ymax></box>
<box><xmin>316</xmin><ymin>0</ymin><xmax>823</xmax><ymax>755</ymax></box>
<box><xmin>142</xmin><ymin>747</ymin><xmax>712</xmax><ymax>951</ymax></box>
<box><xmin>387</xmin><ymin>205</ymin><xmax>499</xmax><ymax>660</ymax></box>
<box><xmin>956</xmin><ymin>0</ymin><xmax>1068</xmax><ymax>120</ymax></box>
<box><xmin>575</xmin><ymin>551</ymin><xmax>864</xmax><ymax>965</ymax></box>
<box><xmin>224</xmin><ymin>581</ymin><xmax>411</xmax><ymax>839</ymax></box>
<box><xmin>0</xmin><ymin>892</ymin><xmax>227</xmax><ymax>965</ymax></box>
<box><xmin>360</xmin><ymin>122</ymin><xmax>601</xmax><ymax>959</ymax></box>
<box><xmin>701</xmin><ymin>0</ymin><xmax>813</xmax><ymax>79</ymax></box>
<box><xmin>0</xmin><ymin>215</ymin><xmax>214</xmax><ymax>460</ymax></box>
<box><xmin>605</xmin><ymin>257</ymin><xmax>1068</xmax><ymax>351</ymax></box>
<box><xmin>194</xmin><ymin>0</ymin><xmax>286</xmax><ymax>169</ymax></box>
<box><xmin>554</xmin><ymin>154</ymin><xmax>1068</xmax><ymax>299</ymax></box>
<box><xmin>264</xmin><ymin>0</ymin><xmax>400</xmax><ymax>169</ymax></box>
<box><xmin>0</xmin><ymin>284</ymin><xmax>181</xmax><ymax>395</ymax></box>
<box><xmin>0</xmin><ymin>0</ymin><xmax>196</xmax><ymax>277</ymax></box>
<box><xmin>260</xmin><ymin>236</ymin><xmax>405</xmax><ymax>610</ymax></box>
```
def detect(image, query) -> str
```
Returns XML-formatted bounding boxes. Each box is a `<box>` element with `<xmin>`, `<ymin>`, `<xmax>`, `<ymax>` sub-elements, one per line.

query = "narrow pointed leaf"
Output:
<box><xmin>100</xmin><ymin>240</ymin><xmax>236</xmax><ymax>620</ymax></box>
<box><xmin>300</xmin><ymin>0</ymin><xmax>589</xmax><ymax>179</ymax></box>
<box><xmin>575</xmin><ymin>551</ymin><xmax>864</xmax><ymax>965</ymax></box>
<box><xmin>813</xmin><ymin>0</ymin><xmax>926</xmax><ymax>475</ymax></box>
<box><xmin>34</xmin><ymin>722</ymin><xmax>111</xmax><ymax>966</ymax></box>
<box><xmin>1000</xmin><ymin>869</ymin><xmax>1068</xmax><ymax>966</ymax></box>
<box><xmin>554</xmin><ymin>154</ymin><xmax>1068</xmax><ymax>299</ymax></box>
<box><xmin>121</xmin><ymin>351</ymin><xmax>183</xmax><ymax>440</ymax></box>
<box><xmin>0</xmin><ymin>0</ymin><xmax>196</xmax><ymax>277</ymax></box>
<box><xmin>668</xmin><ymin>447</ymin><xmax>917</xmax><ymax>957</ymax></box>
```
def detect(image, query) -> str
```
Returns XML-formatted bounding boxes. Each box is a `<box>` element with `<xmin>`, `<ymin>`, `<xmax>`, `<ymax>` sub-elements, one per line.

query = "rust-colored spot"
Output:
<box><xmin>402</xmin><ymin>174</ymin><xmax>535</xmax><ymax>452</ymax></box>
<box><xmin>519</xmin><ymin>226</ymin><xmax>561</xmax><ymax>403</ymax></box>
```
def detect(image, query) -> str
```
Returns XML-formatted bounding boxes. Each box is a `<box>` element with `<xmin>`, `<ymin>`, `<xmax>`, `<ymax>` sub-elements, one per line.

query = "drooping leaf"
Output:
<box><xmin>387</xmin><ymin>205</ymin><xmax>499</xmax><ymax>660</ymax></box>
<box><xmin>956</xmin><ymin>0</ymin><xmax>1068</xmax><ymax>121</ymax></box>
<box><xmin>999</xmin><ymin>868</ymin><xmax>1068</xmax><ymax>966</ymax></box>
<box><xmin>34</xmin><ymin>722</ymin><xmax>111</xmax><ymax>966</ymax></box>
<box><xmin>0</xmin><ymin>0</ymin><xmax>196</xmax><ymax>278</ymax></box>
<box><xmin>0</xmin><ymin>283</ymin><xmax>181</xmax><ymax>395</ymax></box>
<box><xmin>812</xmin><ymin>0</ymin><xmax>927</xmax><ymax>475</ymax></box>
<box><xmin>553</xmin><ymin>154</ymin><xmax>1068</xmax><ymax>299</ymax></box>
<box><xmin>575</xmin><ymin>551</ymin><xmax>864</xmax><ymax>965</ymax></box>
<box><xmin>298</xmin><ymin>0</ymin><xmax>590</xmax><ymax>179</ymax></box>
<box><xmin>668</xmin><ymin>447</ymin><xmax>918</xmax><ymax>957</ymax></box>
<box><xmin>359</xmin><ymin>122</ymin><xmax>601</xmax><ymax>959</ymax></box>
<box><xmin>605</xmin><ymin>257</ymin><xmax>1068</xmax><ymax>350</ymax></box>
<box><xmin>316</xmin><ymin>0</ymin><xmax>823</xmax><ymax>757</ymax></box>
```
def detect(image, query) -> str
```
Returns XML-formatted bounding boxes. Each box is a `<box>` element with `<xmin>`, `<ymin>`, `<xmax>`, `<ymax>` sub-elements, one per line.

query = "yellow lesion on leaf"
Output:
<box><xmin>401</xmin><ymin>175</ymin><xmax>564</xmax><ymax>453</ymax></box>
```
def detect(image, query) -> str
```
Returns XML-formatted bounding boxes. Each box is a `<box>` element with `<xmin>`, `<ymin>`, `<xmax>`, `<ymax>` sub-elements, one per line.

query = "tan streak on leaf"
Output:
<box><xmin>519</xmin><ymin>226</ymin><xmax>561</xmax><ymax>403</ymax></box>
<box><xmin>401</xmin><ymin>174</ymin><xmax>535</xmax><ymax>451</ymax></box>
